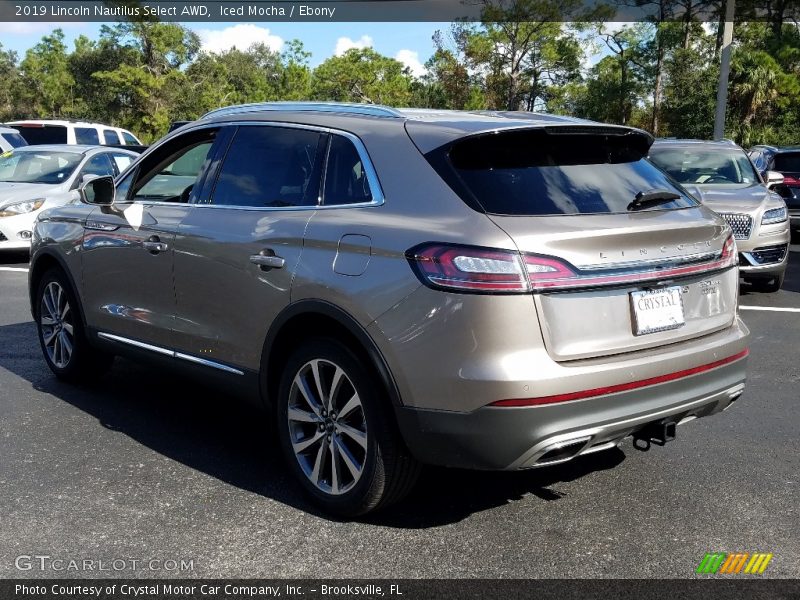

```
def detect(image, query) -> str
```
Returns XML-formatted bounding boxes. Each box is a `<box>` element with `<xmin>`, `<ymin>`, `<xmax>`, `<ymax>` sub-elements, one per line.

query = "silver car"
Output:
<box><xmin>0</xmin><ymin>145</ymin><xmax>138</xmax><ymax>250</ymax></box>
<box><xmin>649</xmin><ymin>139</ymin><xmax>790</xmax><ymax>292</ymax></box>
<box><xmin>29</xmin><ymin>103</ymin><xmax>750</xmax><ymax>515</ymax></box>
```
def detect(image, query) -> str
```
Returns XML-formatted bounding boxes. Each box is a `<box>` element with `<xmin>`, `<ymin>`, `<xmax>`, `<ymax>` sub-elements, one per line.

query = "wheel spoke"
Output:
<box><xmin>328</xmin><ymin>366</ymin><xmax>344</xmax><ymax>412</ymax></box>
<box><xmin>63</xmin><ymin>322</ymin><xmax>74</xmax><ymax>336</ymax></box>
<box><xmin>310</xmin><ymin>440</ymin><xmax>328</xmax><ymax>485</ymax></box>
<box><xmin>40</xmin><ymin>315</ymin><xmax>56</xmax><ymax>326</ymax></box>
<box><xmin>53</xmin><ymin>334</ymin><xmax>62</xmax><ymax>366</ymax></box>
<box><xmin>59</xmin><ymin>331</ymin><xmax>73</xmax><ymax>359</ymax></box>
<box><xmin>337</xmin><ymin>393</ymin><xmax>361</xmax><ymax>419</ymax></box>
<box><xmin>335</xmin><ymin>436</ymin><xmax>362</xmax><ymax>479</ymax></box>
<box><xmin>310</xmin><ymin>360</ymin><xmax>326</xmax><ymax>409</ymax></box>
<box><xmin>337</xmin><ymin>422</ymin><xmax>367</xmax><ymax>450</ymax></box>
<box><xmin>61</xmin><ymin>303</ymin><xmax>70</xmax><ymax>320</ymax></box>
<box><xmin>330</xmin><ymin>437</ymin><xmax>340</xmax><ymax>494</ymax></box>
<box><xmin>292</xmin><ymin>430</ymin><xmax>324</xmax><ymax>454</ymax></box>
<box><xmin>295</xmin><ymin>374</ymin><xmax>322</xmax><ymax>418</ymax></box>
<box><xmin>288</xmin><ymin>406</ymin><xmax>321</xmax><ymax>424</ymax></box>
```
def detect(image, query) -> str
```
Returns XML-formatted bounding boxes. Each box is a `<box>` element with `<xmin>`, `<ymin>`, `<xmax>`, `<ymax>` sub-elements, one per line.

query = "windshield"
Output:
<box><xmin>649</xmin><ymin>146</ymin><xmax>760</xmax><ymax>185</ymax></box>
<box><xmin>774</xmin><ymin>152</ymin><xmax>800</xmax><ymax>173</ymax></box>
<box><xmin>0</xmin><ymin>151</ymin><xmax>82</xmax><ymax>184</ymax></box>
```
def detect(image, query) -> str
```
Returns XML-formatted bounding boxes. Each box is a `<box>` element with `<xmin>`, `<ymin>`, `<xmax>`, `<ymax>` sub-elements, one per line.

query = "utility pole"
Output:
<box><xmin>713</xmin><ymin>0</ymin><xmax>735</xmax><ymax>140</ymax></box>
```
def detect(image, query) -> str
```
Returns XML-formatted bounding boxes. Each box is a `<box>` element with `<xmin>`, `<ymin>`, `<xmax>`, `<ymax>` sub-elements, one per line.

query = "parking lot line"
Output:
<box><xmin>740</xmin><ymin>306</ymin><xmax>800</xmax><ymax>313</ymax></box>
<box><xmin>0</xmin><ymin>267</ymin><xmax>28</xmax><ymax>273</ymax></box>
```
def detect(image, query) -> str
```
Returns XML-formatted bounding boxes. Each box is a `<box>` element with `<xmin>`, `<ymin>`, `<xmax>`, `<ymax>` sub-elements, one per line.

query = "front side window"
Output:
<box><xmin>649</xmin><ymin>147</ymin><xmax>760</xmax><ymax>185</ymax></box>
<box><xmin>75</xmin><ymin>127</ymin><xmax>100</xmax><ymax>145</ymax></box>
<box><xmin>323</xmin><ymin>135</ymin><xmax>373</xmax><ymax>206</ymax></box>
<box><xmin>210</xmin><ymin>126</ymin><xmax>324</xmax><ymax>208</ymax></box>
<box><xmin>127</xmin><ymin>128</ymin><xmax>217</xmax><ymax>203</ymax></box>
<box><xmin>0</xmin><ymin>151</ymin><xmax>82</xmax><ymax>184</ymax></box>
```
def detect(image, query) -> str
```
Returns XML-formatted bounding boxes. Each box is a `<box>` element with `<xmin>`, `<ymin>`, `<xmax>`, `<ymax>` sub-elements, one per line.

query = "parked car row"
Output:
<box><xmin>0</xmin><ymin>145</ymin><xmax>139</xmax><ymax>250</ymax></box>
<box><xmin>7</xmin><ymin>119</ymin><xmax>141</xmax><ymax>147</ymax></box>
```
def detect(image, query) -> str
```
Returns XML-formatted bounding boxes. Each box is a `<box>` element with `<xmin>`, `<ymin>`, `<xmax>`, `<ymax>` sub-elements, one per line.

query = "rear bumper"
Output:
<box><xmin>395</xmin><ymin>336</ymin><xmax>748</xmax><ymax>471</ymax></box>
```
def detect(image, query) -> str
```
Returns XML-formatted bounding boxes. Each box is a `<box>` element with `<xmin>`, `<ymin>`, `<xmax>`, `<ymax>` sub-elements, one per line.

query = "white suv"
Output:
<box><xmin>8</xmin><ymin>120</ymin><xmax>141</xmax><ymax>147</ymax></box>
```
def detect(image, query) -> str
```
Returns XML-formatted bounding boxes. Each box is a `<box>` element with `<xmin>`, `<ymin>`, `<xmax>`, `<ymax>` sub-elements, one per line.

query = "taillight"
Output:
<box><xmin>407</xmin><ymin>235</ymin><xmax>737</xmax><ymax>294</ymax></box>
<box><xmin>405</xmin><ymin>244</ymin><xmax>529</xmax><ymax>292</ymax></box>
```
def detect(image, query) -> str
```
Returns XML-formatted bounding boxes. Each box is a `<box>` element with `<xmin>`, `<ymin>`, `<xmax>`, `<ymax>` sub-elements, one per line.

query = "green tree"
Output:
<box><xmin>0</xmin><ymin>43</ymin><xmax>19</xmax><ymax>120</ymax></box>
<box><xmin>18</xmin><ymin>30</ymin><xmax>75</xmax><ymax>118</ymax></box>
<box><xmin>310</xmin><ymin>48</ymin><xmax>412</xmax><ymax>105</ymax></box>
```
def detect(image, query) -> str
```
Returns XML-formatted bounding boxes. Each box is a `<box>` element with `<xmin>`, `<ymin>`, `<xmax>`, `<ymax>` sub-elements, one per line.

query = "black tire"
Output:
<box><xmin>747</xmin><ymin>274</ymin><xmax>783</xmax><ymax>293</ymax></box>
<box><xmin>276</xmin><ymin>337</ymin><xmax>419</xmax><ymax>517</ymax></box>
<box><xmin>35</xmin><ymin>268</ymin><xmax>113</xmax><ymax>382</ymax></box>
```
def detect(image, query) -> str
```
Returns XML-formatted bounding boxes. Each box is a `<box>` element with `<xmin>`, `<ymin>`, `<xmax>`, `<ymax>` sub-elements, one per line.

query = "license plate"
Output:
<box><xmin>630</xmin><ymin>286</ymin><xmax>685</xmax><ymax>336</ymax></box>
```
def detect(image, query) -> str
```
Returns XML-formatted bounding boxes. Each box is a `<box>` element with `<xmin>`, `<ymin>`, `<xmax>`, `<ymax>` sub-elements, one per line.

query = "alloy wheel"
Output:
<box><xmin>287</xmin><ymin>358</ymin><xmax>368</xmax><ymax>496</ymax></box>
<box><xmin>40</xmin><ymin>281</ymin><xmax>74</xmax><ymax>369</ymax></box>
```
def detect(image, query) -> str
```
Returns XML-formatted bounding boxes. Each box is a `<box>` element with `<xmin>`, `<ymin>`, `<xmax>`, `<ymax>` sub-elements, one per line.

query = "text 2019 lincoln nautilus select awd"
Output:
<box><xmin>29</xmin><ymin>103</ymin><xmax>749</xmax><ymax>515</ymax></box>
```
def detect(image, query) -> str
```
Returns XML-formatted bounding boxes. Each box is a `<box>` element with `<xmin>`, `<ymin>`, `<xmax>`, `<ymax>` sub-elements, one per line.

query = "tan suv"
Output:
<box><xmin>29</xmin><ymin>104</ymin><xmax>749</xmax><ymax>515</ymax></box>
<box><xmin>649</xmin><ymin>139</ymin><xmax>790</xmax><ymax>292</ymax></box>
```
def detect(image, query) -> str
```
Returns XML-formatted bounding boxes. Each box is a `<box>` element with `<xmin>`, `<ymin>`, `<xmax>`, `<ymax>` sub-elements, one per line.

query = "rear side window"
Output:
<box><xmin>75</xmin><ymin>127</ymin><xmax>99</xmax><ymax>145</ymax></box>
<box><xmin>774</xmin><ymin>153</ymin><xmax>800</xmax><ymax>173</ymax></box>
<box><xmin>12</xmin><ymin>125</ymin><xmax>67</xmax><ymax>145</ymax></box>
<box><xmin>323</xmin><ymin>135</ymin><xmax>373</xmax><ymax>205</ymax></box>
<box><xmin>211</xmin><ymin>126</ymin><xmax>324</xmax><ymax>208</ymax></box>
<box><xmin>1</xmin><ymin>132</ymin><xmax>27</xmax><ymax>148</ymax></box>
<box><xmin>429</xmin><ymin>129</ymin><xmax>698</xmax><ymax>216</ymax></box>
<box><xmin>81</xmin><ymin>153</ymin><xmax>115</xmax><ymax>178</ymax></box>
<box><xmin>122</xmin><ymin>131</ymin><xmax>139</xmax><ymax>145</ymax></box>
<box><xmin>103</xmin><ymin>129</ymin><xmax>121</xmax><ymax>145</ymax></box>
<box><xmin>110</xmin><ymin>153</ymin><xmax>134</xmax><ymax>174</ymax></box>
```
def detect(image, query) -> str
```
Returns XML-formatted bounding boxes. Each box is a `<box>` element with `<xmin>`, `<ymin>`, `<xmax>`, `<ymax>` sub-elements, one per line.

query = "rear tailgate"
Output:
<box><xmin>491</xmin><ymin>212</ymin><xmax>737</xmax><ymax>361</ymax></box>
<box><xmin>417</xmin><ymin>122</ymin><xmax>739</xmax><ymax>362</ymax></box>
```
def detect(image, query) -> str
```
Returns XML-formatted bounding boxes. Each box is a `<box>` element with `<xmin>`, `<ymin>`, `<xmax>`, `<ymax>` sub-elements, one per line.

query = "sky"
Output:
<box><xmin>0</xmin><ymin>21</ymin><xmax>453</xmax><ymax>76</ymax></box>
<box><xmin>0</xmin><ymin>20</ymin><xmax>609</xmax><ymax>76</ymax></box>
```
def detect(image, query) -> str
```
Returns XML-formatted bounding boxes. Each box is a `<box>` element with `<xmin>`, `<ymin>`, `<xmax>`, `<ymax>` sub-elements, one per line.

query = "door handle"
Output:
<box><xmin>250</xmin><ymin>250</ymin><xmax>285</xmax><ymax>270</ymax></box>
<box><xmin>142</xmin><ymin>235</ymin><xmax>168</xmax><ymax>254</ymax></box>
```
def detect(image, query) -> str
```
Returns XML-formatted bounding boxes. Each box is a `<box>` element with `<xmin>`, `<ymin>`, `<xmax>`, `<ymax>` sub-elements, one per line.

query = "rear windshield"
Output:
<box><xmin>12</xmin><ymin>125</ymin><xmax>67</xmax><ymax>145</ymax></box>
<box><xmin>428</xmin><ymin>129</ymin><xmax>698</xmax><ymax>215</ymax></box>
<box><xmin>774</xmin><ymin>152</ymin><xmax>800</xmax><ymax>173</ymax></box>
<box><xmin>1</xmin><ymin>132</ymin><xmax>27</xmax><ymax>148</ymax></box>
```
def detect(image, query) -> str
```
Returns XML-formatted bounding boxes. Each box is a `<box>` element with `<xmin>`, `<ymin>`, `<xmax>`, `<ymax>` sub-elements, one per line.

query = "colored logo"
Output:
<box><xmin>697</xmin><ymin>552</ymin><xmax>773</xmax><ymax>574</ymax></box>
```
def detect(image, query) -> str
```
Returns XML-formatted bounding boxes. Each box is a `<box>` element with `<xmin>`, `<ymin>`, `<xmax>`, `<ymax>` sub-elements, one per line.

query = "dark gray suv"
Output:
<box><xmin>30</xmin><ymin>103</ymin><xmax>749</xmax><ymax>515</ymax></box>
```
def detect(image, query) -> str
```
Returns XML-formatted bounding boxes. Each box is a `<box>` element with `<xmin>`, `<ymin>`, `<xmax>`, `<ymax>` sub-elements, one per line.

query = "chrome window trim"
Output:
<box><xmin>97</xmin><ymin>331</ymin><xmax>244</xmax><ymax>376</ymax></box>
<box><xmin>116</xmin><ymin>121</ymin><xmax>385</xmax><ymax>211</ymax></box>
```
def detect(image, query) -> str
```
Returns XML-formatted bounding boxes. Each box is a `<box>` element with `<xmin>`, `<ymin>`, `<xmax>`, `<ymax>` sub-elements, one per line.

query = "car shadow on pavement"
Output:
<box><xmin>0</xmin><ymin>319</ymin><xmax>626</xmax><ymax>527</ymax></box>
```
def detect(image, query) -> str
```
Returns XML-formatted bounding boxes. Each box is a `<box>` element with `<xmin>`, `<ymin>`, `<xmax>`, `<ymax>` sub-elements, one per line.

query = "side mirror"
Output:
<box><xmin>765</xmin><ymin>171</ymin><xmax>784</xmax><ymax>188</ymax></box>
<box><xmin>79</xmin><ymin>175</ymin><xmax>116</xmax><ymax>205</ymax></box>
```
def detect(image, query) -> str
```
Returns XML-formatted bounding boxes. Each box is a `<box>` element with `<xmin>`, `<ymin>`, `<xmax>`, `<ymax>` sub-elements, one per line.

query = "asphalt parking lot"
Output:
<box><xmin>1</xmin><ymin>245</ymin><xmax>798</xmax><ymax>579</ymax></box>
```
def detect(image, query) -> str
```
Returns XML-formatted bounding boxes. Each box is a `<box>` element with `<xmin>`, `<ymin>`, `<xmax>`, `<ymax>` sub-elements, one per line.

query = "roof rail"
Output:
<box><xmin>200</xmin><ymin>102</ymin><xmax>405</xmax><ymax>120</ymax></box>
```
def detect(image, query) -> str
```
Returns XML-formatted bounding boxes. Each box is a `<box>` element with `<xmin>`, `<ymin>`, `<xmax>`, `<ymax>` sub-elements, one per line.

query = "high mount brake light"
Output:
<box><xmin>406</xmin><ymin>236</ymin><xmax>736</xmax><ymax>294</ymax></box>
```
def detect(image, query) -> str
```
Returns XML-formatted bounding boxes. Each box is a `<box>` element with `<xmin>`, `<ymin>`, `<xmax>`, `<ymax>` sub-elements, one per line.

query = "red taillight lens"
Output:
<box><xmin>406</xmin><ymin>244</ymin><xmax>529</xmax><ymax>292</ymax></box>
<box><xmin>407</xmin><ymin>236</ymin><xmax>737</xmax><ymax>294</ymax></box>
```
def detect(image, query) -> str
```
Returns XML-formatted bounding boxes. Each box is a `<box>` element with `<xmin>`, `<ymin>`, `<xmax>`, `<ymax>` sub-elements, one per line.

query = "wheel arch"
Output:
<box><xmin>261</xmin><ymin>300</ymin><xmax>402</xmax><ymax>412</ymax></box>
<box><xmin>29</xmin><ymin>250</ymin><xmax>86</xmax><ymax>327</ymax></box>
